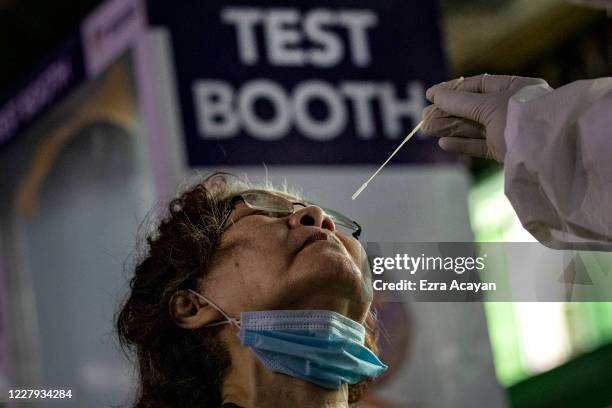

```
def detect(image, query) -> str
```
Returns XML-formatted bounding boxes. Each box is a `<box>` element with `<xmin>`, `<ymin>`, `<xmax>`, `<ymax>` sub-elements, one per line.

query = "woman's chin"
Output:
<box><xmin>293</xmin><ymin>249</ymin><xmax>372</xmax><ymax>304</ymax></box>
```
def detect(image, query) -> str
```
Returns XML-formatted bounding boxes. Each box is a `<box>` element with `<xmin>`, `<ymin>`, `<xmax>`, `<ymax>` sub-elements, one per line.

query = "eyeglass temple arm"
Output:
<box><xmin>219</xmin><ymin>196</ymin><xmax>245</xmax><ymax>231</ymax></box>
<box><xmin>319</xmin><ymin>205</ymin><xmax>362</xmax><ymax>239</ymax></box>
<box><xmin>352</xmin><ymin>221</ymin><xmax>362</xmax><ymax>239</ymax></box>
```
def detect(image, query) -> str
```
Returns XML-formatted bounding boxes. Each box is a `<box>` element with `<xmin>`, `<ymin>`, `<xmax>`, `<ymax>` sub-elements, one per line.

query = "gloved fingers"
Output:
<box><xmin>438</xmin><ymin>137</ymin><xmax>489</xmax><ymax>159</ymax></box>
<box><xmin>445</xmin><ymin>74</ymin><xmax>515</xmax><ymax>93</ymax></box>
<box><xmin>422</xmin><ymin>104</ymin><xmax>452</xmax><ymax>122</ymax></box>
<box><xmin>426</xmin><ymin>76</ymin><xmax>493</xmax><ymax>100</ymax></box>
<box><xmin>422</xmin><ymin>105</ymin><xmax>451</xmax><ymax>134</ymax></box>
<box><xmin>422</xmin><ymin>105</ymin><xmax>484</xmax><ymax>138</ymax></box>
<box><xmin>425</xmin><ymin>87</ymin><xmax>487</xmax><ymax>124</ymax></box>
<box><xmin>422</xmin><ymin>105</ymin><xmax>454</xmax><ymax>135</ymax></box>
<box><xmin>425</xmin><ymin>77</ymin><xmax>470</xmax><ymax>100</ymax></box>
<box><xmin>422</xmin><ymin>116</ymin><xmax>485</xmax><ymax>139</ymax></box>
<box><xmin>427</xmin><ymin>75</ymin><xmax>550</xmax><ymax>99</ymax></box>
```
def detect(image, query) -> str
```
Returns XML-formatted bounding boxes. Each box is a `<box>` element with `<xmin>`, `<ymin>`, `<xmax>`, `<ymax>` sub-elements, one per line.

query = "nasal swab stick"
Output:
<box><xmin>351</xmin><ymin>76</ymin><xmax>465</xmax><ymax>200</ymax></box>
<box><xmin>352</xmin><ymin>120</ymin><xmax>424</xmax><ymax>200</ymax></box>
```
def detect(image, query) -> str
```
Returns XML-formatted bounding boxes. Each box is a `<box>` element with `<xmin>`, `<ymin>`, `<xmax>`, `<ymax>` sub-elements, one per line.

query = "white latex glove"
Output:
<box><xmin>422</xmin><ymin>74</ymin><xmax>551</xmax><ymax>163</ymax></box>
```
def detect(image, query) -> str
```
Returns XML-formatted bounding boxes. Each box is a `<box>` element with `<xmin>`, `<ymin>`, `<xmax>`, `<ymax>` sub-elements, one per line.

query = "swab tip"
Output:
<box><xmin>352</xmin><ymin>182</ymin><xmax>368</xmax><ymax>200</ymax></box>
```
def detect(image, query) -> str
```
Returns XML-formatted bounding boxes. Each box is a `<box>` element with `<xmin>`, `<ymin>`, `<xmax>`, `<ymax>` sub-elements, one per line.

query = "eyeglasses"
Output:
<box><xmin>219</xmin><ymin>190</ymin><xmax>362</xmax><ymax>239</ymax></box>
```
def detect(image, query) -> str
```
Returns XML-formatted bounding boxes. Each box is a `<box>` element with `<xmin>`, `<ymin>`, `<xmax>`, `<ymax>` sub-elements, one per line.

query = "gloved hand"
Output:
<box><xmin>422</xmin><ymin>74</ymin><xmax>551</xmax><ymax>163</ymax></box>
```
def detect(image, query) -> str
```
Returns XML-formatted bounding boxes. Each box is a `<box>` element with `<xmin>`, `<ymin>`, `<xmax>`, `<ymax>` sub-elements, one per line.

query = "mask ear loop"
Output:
<box><xmin>188</xmin><ymin>289</ymin><xmax>241</xmax><ymax>329</ymax></box>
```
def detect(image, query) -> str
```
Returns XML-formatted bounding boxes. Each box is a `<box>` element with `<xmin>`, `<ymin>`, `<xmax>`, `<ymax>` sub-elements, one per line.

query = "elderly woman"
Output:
<box><xmin>116</xmin><ymin>173</ymin><xmax>387</xmax><ymax>408</ymax></box>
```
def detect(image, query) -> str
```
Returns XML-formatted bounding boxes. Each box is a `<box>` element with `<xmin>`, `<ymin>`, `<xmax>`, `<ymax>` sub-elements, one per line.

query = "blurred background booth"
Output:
<box><xmin>0</xmin><ymin>0</ymin><xmax>611</xmax><ymax>407</ymax></box>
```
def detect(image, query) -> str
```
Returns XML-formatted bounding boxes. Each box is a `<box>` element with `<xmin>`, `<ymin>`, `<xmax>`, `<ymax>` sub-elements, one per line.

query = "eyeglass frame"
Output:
<box><xmin>218</xmin><ymin>190</ymin><xmax>362</xmax><ymax>239</ymax></box>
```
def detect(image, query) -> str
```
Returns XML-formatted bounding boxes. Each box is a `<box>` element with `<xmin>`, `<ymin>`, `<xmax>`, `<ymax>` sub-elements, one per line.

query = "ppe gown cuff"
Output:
<box><xmin>503</xmin><ymin>79</ymin><xmax>612</xmax><ymax>250</ymax></box>
<box><xmin>503</xmin><ymin>83</ymin><xmax>557</xmax><ymax>246</ymax></box>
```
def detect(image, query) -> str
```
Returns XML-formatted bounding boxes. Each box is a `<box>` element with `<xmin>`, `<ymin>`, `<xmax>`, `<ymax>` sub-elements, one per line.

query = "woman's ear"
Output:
<box><xmin>169</xmin><ymin>290</ymin><xmax>222</xmax><ymax>329</ymax></box>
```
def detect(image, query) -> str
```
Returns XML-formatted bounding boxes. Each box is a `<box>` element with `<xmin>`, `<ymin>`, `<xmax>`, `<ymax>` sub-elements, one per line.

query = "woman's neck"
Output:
<box><xmin>220</xmin><ymin>332</ymin><xmax>350</xmax><ymax>408</ymax></box>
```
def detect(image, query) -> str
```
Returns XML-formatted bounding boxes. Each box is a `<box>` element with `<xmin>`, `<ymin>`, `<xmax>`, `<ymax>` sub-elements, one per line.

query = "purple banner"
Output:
<box><xmin>148</xmin><ymin>0</ymin><xmax>453</xmax><ymax>166</ymax></box>
<box><xmin>0</xmin><ymin>35</ymin><xmax>85</xmax><ymax>147</ymax></box>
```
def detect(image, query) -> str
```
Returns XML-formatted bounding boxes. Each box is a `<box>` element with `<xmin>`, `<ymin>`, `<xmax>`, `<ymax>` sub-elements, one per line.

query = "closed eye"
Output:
<box><xmin>252</xmin><ymin>210</ymin><xmax>291</xmax><ymax>218</ymax></box>
<box><xmin>234</xmin><ymin>209</ymin><xmax>287</xmax><ymax>225</ymax></box>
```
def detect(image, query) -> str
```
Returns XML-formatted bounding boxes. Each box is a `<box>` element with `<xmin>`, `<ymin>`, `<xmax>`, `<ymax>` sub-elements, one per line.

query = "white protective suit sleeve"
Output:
<box><xmin>504</xmin><ymin>78</ymin><xmax>612</xmax><ymax>250</ymax></box>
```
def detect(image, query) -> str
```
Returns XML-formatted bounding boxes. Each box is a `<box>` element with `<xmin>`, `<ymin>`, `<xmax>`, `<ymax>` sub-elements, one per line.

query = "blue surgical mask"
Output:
<box><xmin>188</xmin><ymin>289</ymin><xmax>388</xmax><ymax>389</ymax></box>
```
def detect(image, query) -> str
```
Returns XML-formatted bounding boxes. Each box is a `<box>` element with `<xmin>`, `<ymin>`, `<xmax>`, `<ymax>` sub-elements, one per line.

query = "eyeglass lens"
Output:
<box><xmin>241</xmin><ymin>191</ymin><xmax>359</xmax><ymax>237</ymax></box>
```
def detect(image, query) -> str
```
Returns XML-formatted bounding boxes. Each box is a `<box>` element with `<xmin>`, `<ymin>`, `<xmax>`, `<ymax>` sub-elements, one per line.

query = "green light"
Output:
<box><xmin>469</xmin><ymin>169</ymin><xmax>612</xmax><ymax>387</ymax></box>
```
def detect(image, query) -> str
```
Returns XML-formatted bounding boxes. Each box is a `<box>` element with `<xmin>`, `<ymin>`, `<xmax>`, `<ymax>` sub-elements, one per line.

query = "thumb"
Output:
<box><xmin>438</xmin><ymin>137</ymin><xmax>489</xmax><ymax>159</ymax></box>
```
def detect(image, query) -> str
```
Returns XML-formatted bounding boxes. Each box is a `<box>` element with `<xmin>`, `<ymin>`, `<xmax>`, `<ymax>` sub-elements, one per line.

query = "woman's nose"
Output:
<box><xmin>288</xmin><ymin>205</ymin><xmax>335</xmax><ymax>233</ymax></box>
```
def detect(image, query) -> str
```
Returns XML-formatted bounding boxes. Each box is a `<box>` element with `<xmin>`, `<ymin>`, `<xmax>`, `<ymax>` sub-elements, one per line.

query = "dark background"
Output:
<box><xmin>0</xmin><ymin>0</ymin><xmax>102</xmax><ymax>99</ymax></box>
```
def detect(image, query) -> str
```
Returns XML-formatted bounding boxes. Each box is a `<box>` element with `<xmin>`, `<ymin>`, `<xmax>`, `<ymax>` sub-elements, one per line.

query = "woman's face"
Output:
<box><xmin>200</xmin><ymin>191</ymin><xmax>372</xmax><ymax>323</ymax></box>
